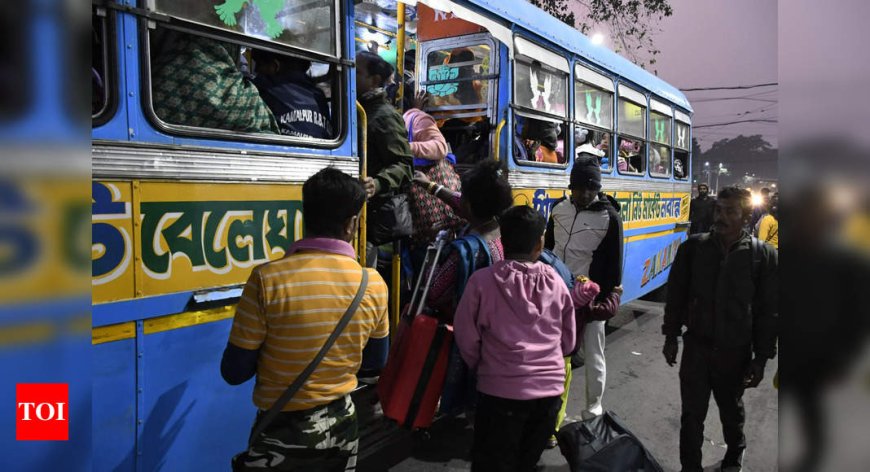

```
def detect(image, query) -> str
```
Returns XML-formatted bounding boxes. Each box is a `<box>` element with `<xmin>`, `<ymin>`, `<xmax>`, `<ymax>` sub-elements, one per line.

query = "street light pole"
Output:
<box><xmin>704</xmin><ymin>162</ymin><xmax>711</xmax><ymax>188</ymax></box>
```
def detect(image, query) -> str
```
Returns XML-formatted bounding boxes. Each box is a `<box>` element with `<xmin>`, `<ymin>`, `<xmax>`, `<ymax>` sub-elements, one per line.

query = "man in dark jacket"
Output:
<box><xmin>356</xmin><ymin>51</ymin><xmax>414</xmax><ymax>199</ymax></box>
<box><xmin>689</xmin><ymin>183</ymin><xmax>715</xmax><ymax>234</ymax></box>
<box><xmin>251</xmin><ymin>50</ymin><xmax>333</xmax><ymax>139</ymax></box>
<box><xmin>545</xmin><ymin>154</ymin><xmax>623</xmax><ymax>421</ymax></box>
<box><xmin>662</xmin><ymin>186</ymin><xmax>778</xmax><ymax>472</ymax></box>
<box><xmin>356</xmin><ymin>51</ymin><xmax>414</xmax><ymax>266</ymax></box>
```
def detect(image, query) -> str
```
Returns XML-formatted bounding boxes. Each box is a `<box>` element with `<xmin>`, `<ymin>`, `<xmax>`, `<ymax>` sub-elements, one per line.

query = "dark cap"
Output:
<box><xmin>570</xmin><ymin>154</ymin><xmax>602</xmax><ymax>190</ymax></box>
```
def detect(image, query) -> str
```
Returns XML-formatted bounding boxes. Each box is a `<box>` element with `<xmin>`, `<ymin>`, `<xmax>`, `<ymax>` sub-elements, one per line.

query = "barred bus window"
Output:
<box><xmin>513</xmin><ymin>113</ymin><xmax>567</xmax><ymax>166</ymax></box>
<box><xmin>650</xmin><ymin>111</ymin><xmax>672</xmax><ymax>178</ymax></box>
<box><xmin>574</xmin><ymin>127</ymin><xmax>612</xmax><ymax>171</ymax></box>
<box><xmin>674</xmin><ymin>120</ymin><xmax>691</xmax><ymax>180</ymax></box>
<box><xmin>146</xmin><ymin>27</ymin><xmax>339</xmax><ymax>141</ymax></box>
<box><xmin>0</xmin><ymin>1</ymin><xmax>30</xmax><ymax>122</ymax></box>
<box><xmin>422</xmin><ymin>43</ymin><xmax>496</xmax><ymax>167</ymax></box>
<box><xmin>617</xmin><ymin>136</ymin><xmax>645</xmax><ymax>175</ymax></box>
<box><xmin>674</xmin><ymin>149</ymin><xmax>689</xmax><ymax>180</ymax></box>
<box><xmin>650</xmin><ymin>144</ymin><xmax>671</xmax><ymax>178</ymax></box>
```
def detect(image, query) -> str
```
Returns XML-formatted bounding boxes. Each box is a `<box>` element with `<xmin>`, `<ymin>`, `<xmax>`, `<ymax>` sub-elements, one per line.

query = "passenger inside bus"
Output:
<box><xmin>435</xmin><ymin>47</ymin><xmax>491</xmax><ymax>166</ymax></box>
<box><xmin>651</xmin><ymin>145</ymin><xmax>670</xmax><ymax>176</ymax></box>
<box><xmin>575</xmin><ymin>127</ymin><xmax>610</xmax><ymax>170</ymax></box>
<box><xmin>150</xmin><ymin>31</ymin><xmax>279</xmax><ymax>133</ymax></box>
<box><xmin>250</xmin><ymin>49</ymin><xmax>333</xmax><ymax>139</ymax></box>
<box><xmin>618</xmin><ymin>137</ymin><xmax>643</xmax><ymax>174</ymax></box>
<box><xmin>674</xmin><ymin>150</ymin><xmax>688</xmax><ymax>179</ymax></box>
<box><xmin>514</xmin><ymin>116</ymin><xmax>565</xmax><ymax>164</ymax></box>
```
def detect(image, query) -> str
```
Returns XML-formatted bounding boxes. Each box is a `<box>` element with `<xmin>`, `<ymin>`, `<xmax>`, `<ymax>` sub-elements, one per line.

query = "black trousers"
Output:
<box><xmin>679</xmin><ymin>340</ymin><xmax>751</xmax><ymax>471</ymax></box>
<box><xmin>472</xmin><ymin>392</ymin><xmax>562</xmax><ymax>472</ymax></box>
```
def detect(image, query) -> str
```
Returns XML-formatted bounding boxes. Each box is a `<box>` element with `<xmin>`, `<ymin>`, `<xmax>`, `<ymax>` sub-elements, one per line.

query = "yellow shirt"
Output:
<box><xmin>758</xmin><ymin>214</ymin><xmax>778</xmax><ymax>249</ymax></box>
<box><xmin>229</xmin><ymin>247</ymin><xmax>389</xmax><ymax>411</ymax></box>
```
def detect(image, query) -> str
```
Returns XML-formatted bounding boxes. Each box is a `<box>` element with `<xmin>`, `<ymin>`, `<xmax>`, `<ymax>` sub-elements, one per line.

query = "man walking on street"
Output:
<box><xmin>545</xmin><ymin>154</ymin><xmax>623</xmax><ymax>422</ymax></box>
<box><xmin>663</xmin><ymin>186</ymin><xmax>778</xmax><ymax>472</ymax></box>
<box><xmin>689</xmin><ymin>183</ymin><xmax>715</xmax><ymax>234</ymax></box>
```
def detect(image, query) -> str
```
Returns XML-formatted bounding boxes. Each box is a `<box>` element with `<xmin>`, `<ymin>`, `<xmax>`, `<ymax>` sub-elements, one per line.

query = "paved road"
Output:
<box><xmin>357</xmin><ymin>299</ymin><xmax>778</xmax><ymax>471</ymax></box>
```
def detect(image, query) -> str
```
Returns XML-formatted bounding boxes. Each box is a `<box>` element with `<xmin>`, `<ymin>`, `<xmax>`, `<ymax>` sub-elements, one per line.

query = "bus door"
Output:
<box><xmin>416</xmin><ymin>5</ymin><xmax>500</xmax><ymax>172</ymax></box>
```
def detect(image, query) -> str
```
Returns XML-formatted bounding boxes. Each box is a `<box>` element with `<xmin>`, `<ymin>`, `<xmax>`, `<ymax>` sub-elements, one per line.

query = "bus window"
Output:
<box><xmin>92</xmin><ymin>7</ymin><xmax>112</xmax><ymax>123</ymax></box>
<box><xmin>650</xmin><ymin>106</ymin><xmax>672</xmax><ymax>178</ymax></box>
<box><xmin>421</xmin><ymin>38</ymin><xmax>497</xmax><ymax>166</ymax></box>
<box><xmin>512</xmin><ymin>38</ymin><xmax>569</xmax><ymax>168</ymax></box>
<box><xmin>575</xmin><ymin>65</ymin><xmax>614</xmax><ymax>170</ymax></box>
<box><xmin>154</xmin><ymin>0</ymin><xmax>337</xmax><ymax>56</ymax></box>
<box><xmin>674</xmin><ymin>120</ymin><xmax>690</xmax><ymax>180</ymax></box>
<box><xmin>513</xmin><ymin>113</ymin><xmax>567</xmax><ymax>165</ymax></box>
<box><xmin>144</xmin><ymin>0</ymin><xmax>342</xmax><ymax>143</ymax></box>
<box><xmin>617</xmin><ymin>86</ymin><xmax>646</xmax><ymax>175</ymax></box>
<box><xmin>617</xmin><ymin>137</ymin><xmax>644</xmax><ymax>174</ymax></box>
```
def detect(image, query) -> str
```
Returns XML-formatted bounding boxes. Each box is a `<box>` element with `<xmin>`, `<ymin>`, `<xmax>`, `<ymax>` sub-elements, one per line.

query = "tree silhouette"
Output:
<box><xmin>527</xmin><ymin>0</ymin><xmax>673</xmax><ymax>70</ymax></box>
<box><xmin>696</xmin><ymin>135</ymin><xmax>778</xmax><ymax>188</ymax></box>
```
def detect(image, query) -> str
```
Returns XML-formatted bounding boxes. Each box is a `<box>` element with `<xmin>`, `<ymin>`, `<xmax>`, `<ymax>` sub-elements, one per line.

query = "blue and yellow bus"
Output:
<box><xmin>91</xmin><ymin>0</ymin><xmax>692</xmax><ymax>469</ymax></box>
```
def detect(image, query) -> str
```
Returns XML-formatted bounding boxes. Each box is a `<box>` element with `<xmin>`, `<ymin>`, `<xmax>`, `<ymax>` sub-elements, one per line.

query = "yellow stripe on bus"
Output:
<box><xmin>92</xmin><ymin>305</ymin><xmax>237</xmax><ymax>344</ymax></box>
<box><xmin>144</xmin><ymin>305</ymin><xmax>236</xmax><ymax>335</ymax></box>
<box><xmin>92</xmin><ymin>322</ymin><xmax>135</xmax><ymax>345</ymax></box>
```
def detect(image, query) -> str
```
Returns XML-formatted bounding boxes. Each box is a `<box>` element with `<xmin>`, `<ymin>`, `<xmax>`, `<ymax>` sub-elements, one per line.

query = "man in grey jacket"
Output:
<box><xmin>545</xmin><ymin>154</ymin><xmax>623</xmax><ymax>420</ymax></box>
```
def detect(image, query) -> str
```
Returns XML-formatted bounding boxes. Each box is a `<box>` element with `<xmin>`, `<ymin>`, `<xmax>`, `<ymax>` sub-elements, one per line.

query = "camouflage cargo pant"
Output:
<box><xmin>233</xmin><ymin>395</ymin><xmax>358</xmax><ymax>472</ymax></box>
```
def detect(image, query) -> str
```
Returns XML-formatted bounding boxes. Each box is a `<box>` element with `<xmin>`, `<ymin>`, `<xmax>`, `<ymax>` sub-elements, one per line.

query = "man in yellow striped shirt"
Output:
<box><xmin>222</xmin><ymin>168</ymin><xmax>389</xmax><ymax>471</ymax></box>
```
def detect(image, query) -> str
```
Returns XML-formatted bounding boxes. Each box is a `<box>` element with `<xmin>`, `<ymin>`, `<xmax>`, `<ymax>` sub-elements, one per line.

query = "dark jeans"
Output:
<box><xmin>472</xmin><ymin>392</ymin><xmax>561</xmax><ymax>472</ymax></box>
<box><xmin>679</xmin><ymin>339</ymin><xmax>751</xmax><ymax>471</ymax></box>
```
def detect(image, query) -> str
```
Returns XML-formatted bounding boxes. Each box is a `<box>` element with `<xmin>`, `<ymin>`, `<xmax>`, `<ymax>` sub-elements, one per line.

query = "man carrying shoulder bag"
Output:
<box><xmin>221</xmin><ymin>169</ymin><xmax>390</xmax><ymax>471</ymax></box>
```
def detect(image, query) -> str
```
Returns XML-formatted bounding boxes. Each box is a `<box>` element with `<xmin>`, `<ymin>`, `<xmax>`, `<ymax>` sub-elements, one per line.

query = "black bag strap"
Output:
<box><xmin>247</xmin><ymin>268</ymin><xmax>369</xmax><ymax>447</ymax></box>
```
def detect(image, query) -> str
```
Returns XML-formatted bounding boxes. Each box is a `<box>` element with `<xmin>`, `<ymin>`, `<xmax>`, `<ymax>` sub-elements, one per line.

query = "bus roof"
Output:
<box><xmin>461</xmin><ymin>0</ymin><xmax>692</xmax><ymax>113</ymax></box>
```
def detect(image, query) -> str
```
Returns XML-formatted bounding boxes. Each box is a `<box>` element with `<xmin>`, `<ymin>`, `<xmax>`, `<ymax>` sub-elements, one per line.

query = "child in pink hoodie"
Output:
<box><xmin>454</xmin><ymin>205</ymin><xmax>576</xmax><ymax>471</ymax></box>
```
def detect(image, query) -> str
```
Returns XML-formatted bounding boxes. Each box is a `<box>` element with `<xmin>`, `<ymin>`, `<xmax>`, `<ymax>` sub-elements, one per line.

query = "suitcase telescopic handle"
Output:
<box><xmin>408</xmin><ymin>230</ymin><xmax>449</xmax><ymax>318</ymax></box>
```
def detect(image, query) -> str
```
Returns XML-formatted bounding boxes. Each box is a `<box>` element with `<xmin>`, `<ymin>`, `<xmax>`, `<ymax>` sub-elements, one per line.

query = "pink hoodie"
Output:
<box><xmin>453</xmin><ymin>260</ymin><xmax>576</xmax><ymax>400</ymax></box>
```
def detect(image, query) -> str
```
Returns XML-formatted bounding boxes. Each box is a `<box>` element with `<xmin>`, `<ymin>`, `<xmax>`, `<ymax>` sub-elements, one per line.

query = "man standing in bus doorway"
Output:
<box><xmin>662</xmin><ymin>186</ymin><xmax>778</xmax><ymax>472</ymax></box>
<box><xmin>689</xmin><ymin>183</ymin><xmax>715</xmax><ymax>234</ymax></box>
<box><xmin>356</xmin><ymin>51</ymin><xmax>414</xmax><ymax>267</ymax></box>
<box><xmin>545</xmin><ymin>155</ymin><xmax>623</xmax><ymax>428</ymax></box>
<box><xmin>221</xmin><ymin>169</ymin><xmax>390</xmax><ymax>471</ymax></box>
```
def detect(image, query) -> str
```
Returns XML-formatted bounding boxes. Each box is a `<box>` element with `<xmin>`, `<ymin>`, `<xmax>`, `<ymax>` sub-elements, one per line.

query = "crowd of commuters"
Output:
<box><xmin>204</xmin><ymin>38</ymin><xmax>778</xmax><ymax>471</ymax></box>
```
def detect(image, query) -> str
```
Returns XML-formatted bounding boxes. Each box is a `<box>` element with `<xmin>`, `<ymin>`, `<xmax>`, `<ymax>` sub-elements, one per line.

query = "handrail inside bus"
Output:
<box><xmin>493</xmin><ymin>118</ymin><xmax>507</xmax><ymax>161</ymax></box>
<box><xmin>356</xmin><ymin>101</ymin><xmax>367</xmax><ymax>265</ymax></box>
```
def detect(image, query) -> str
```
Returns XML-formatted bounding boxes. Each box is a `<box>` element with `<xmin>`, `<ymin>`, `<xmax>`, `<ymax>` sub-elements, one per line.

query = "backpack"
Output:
<box><xmin>438</xmin><ymin>233</ymin><xmax>492</xmax><ymax>417</ymax></box>
<box><xmin>450</xmin><ymin>233</ymin><xmax>493</xmax><ymax>299</ymax></box>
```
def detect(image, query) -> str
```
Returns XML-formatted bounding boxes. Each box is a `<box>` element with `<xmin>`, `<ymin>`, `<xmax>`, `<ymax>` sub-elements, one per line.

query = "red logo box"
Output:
<box><xmin>16</xmin><ymin>384</ymin><xmax>69</xmax><ymax>441</ymax></box>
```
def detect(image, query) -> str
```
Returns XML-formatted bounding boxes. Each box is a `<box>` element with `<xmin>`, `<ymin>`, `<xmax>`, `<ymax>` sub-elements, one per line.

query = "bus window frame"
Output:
<box><xmin>511</xmin><ymin>108</ymin><xmax>569</xmax><ymax>170</ymax></box>
<box><xmin>139</xmin><ymin>18</ymin><xmax>348</xmax><ymax>149</ymax></box>
<box><xmin>615</xmin><ymin>84</ymin><xmax>647</xmax><ymax>177</ymax></box>
<box><xmin>146</xmin><ymin>0</ymin><xmax>342</xmax><ymax>58</ymax></box>
<box><xmin>649</xmin><ymin>99</ymin><xmax>673</xmax><ymax>179</ymax></box>
<box><xmin>92</xmin><ymin>6</ymin><xmax>117</xmax><ymax>127</ymax></box>
<box><xmin>418</xmin><ymin>33</ymin><xmax>499</xmax><ymax>124</ymax></box>
<box><xmin>511</xmin><ymin>37</ymin><xmax>570</xmax><ymax>123</ymax></box>
<box><xmin>574</xmin><ymin>63</ymin><xmax>615</xmax><ymax>173</ymax></box>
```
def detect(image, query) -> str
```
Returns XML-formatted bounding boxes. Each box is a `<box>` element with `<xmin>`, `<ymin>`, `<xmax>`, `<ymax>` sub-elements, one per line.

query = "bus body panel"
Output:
<box><xmin>92</xmin><ymin>338</ymin><xmax>137</xmax><ymax>472</ymax></box>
